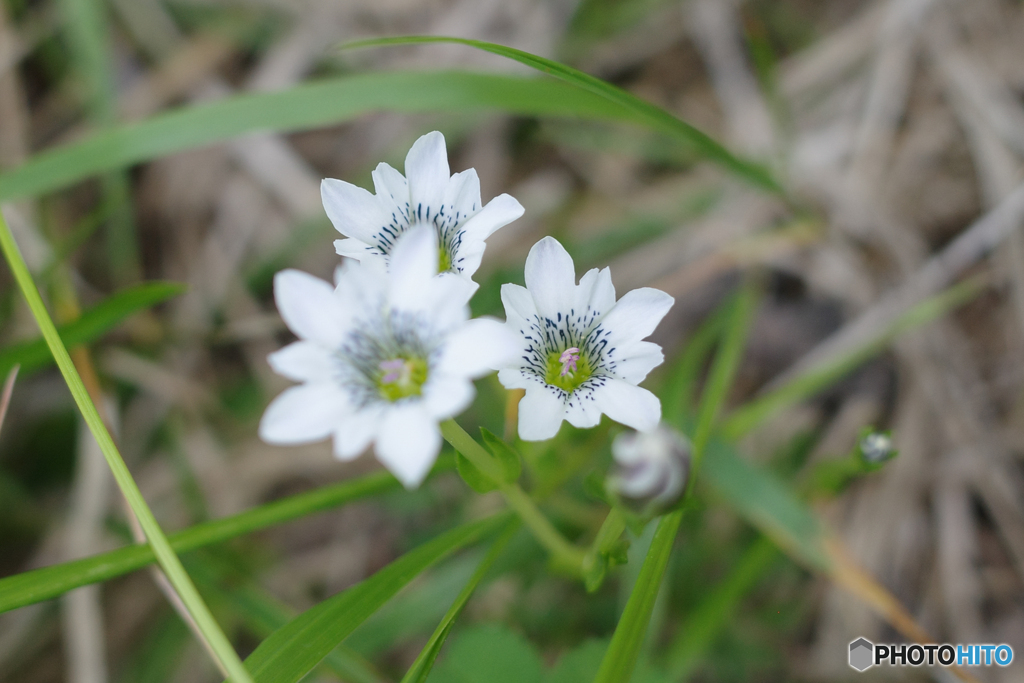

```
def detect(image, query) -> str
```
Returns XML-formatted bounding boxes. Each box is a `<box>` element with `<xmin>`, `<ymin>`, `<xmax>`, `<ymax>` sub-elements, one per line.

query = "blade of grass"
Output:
<box><xmin>720</xmin><ymin>276</ymin><xmax>983</xmax><ymax>440</ymax></box>
<box><xmin>341</xmin><ymin>36</ymin><xmax>781</xmax><ymax>194</ymax></box>
<box><xmin>0</xmin><ymin>212</ymin><xmax>251</xmax><ymax>682</ymax></box>
<box><xmin>188</xmin><ymin>553</ymin><xmax>388</xmax><ymax>683</ymax></box>
<box><xmin>594</xmin><ymin>283</ymin><xmax>759</xmax><ymax>683</ymax></box>
<box><xmin>664</xmin><ymin>536</ymin><xmax>777</xmax><ymax>680</ymax></box>
<box><xmin>57</xmin><ymin>0</ymin><xmax>140</xmax><ymax>284</ymax></box>
<box><xmin>0</xmin><ymin>280</ymin><xmax>186</xmax><ymax>377</ymax></box>
<box><xmin>243</xmin><ymin>513</ymin><xmax>512</xmax><ymax>683</ymax></box>
<box><xmin>400</xmin><ymin>521</ymin><xmax>519</xmax><ymax>683</ymax></box>
<box><xmin>0</xmin><ymin>72</ymin><xmax>632</xmax><ymax>203</ymax></box>
<box><xmin>0</xmin><ymin>459</ymin><xmax>456</xmax><ymax>613</ymax></box>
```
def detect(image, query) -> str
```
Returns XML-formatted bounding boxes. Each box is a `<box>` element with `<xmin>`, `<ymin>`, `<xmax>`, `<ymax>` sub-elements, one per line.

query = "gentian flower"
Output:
<box><xmin>497</xmin><ymin>237</ymin><xmax>674</xmax><ymax>440</ymax></box>
<box><xmin>259</xmin><ymin>226</ymin><xmax>517</xmax><ymax>488</ymax></box>
<box><xmin>608</xmin><ymin>425</ymin><xmax>691</xmax><ymax>515</ymax></box>
<box><xmin>323</xmin><ymin>131</ymin><xmax>524</xmax><ymax>285</ymax></box>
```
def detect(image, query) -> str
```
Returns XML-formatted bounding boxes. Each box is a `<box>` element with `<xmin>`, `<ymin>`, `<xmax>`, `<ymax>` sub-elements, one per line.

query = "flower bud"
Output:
<box><xmin>608</xmin><ymin>425</ymin><xmax>691</xmax><ymax>515</ymax></box>
<box><xmin>859</xmin><ymin>431</ymin><xmax>896</xmax><ymax>464</ymax></box>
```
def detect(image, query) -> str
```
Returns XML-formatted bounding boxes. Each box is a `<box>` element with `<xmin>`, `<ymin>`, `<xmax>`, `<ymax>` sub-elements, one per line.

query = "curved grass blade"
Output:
<box><xmin>0</xmin><ymin>216</ymin><xmax>252</xmax><ymax>682</ymax></box>
<box><xmin>0</xmin><ymin>281</ymin><xmax>186</xmax><ymax>377</ymax></box>
<box><xmin>400</xmin><ymin>521</ymin><xmax>519</xmax><ymax>683</ymax></box>
<box><xmin>341</xmin><ymin>36</ymin><xmax>781</xmax><ymax>194</ymax></box>
<box><xmin>720</xmin><ymin>277</ymin><xmax>983</xmax><ymax>440</ymax></box>
<box><xmin>243</xmin><ymin>513</ymin><xmax>512</xmax><ymax>683</ymax></box>
<box><xmin>0</xmin><ymin>72</ymin><xmax>632</xmax><ymax>203</ymax></box>
<box><xmin>0</xmin><ymin>460</ymin><xmax>454</xmax><ymax>613</ymax></box>
<box><xmin>592</xmin><ymin>509</ymin><xmax>682</xmax><ymax>683</ymax></box>
<box><xmin>595</xmin><ymin>283</ymin><xmax>757</xmax><ymax>683</ymax></box>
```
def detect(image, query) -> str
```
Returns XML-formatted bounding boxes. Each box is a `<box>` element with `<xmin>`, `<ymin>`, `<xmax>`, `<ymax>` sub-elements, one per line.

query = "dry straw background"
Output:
<box><xmin>1</xmin><ymin>0</ymin><xmax>1023</xmax><ymax>681</ymax></box>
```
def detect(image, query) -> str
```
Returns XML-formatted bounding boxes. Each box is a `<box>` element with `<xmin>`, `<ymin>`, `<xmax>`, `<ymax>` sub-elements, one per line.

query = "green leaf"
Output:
<box><xmin>342</xmin><ymin>36</ymin><xmax>781</xmax><ymax>194</ymax></box>
<box><xmin>243</xmin><ymin>513</ymin><xmax>512</xmax><ymax>683</ymax></box>
<box><xmin>721</xmin><ymin>277</ymin><xmax>983</xmax><ymax>440</ymax></box>
<box><xmin>479</xmin><ymin>427</ymin><xmax>522</xmax><ymax>484</ymax></box>
<box><xmin>592</xmin><ymin>510</ymin><xmax>683</xmax><ymax>683</ymax></box>
<box><xmin>0</xmin><ymin>72</ymin><xmax>633</xmax><ymax>203</ymax></box>
<box><xmin>0</xmin><ymin>202</ymin><xmax>250</xmax><ymax>682</ymax></box>
<box><xmin>401</xmin><ymin>522</ymin><xmax>518</xmax><ymax>683</ymax></box>
<box><xmin>455</xmin><ymin>451</ymin><xmax>497</xmax><ymax>494</ymax></box>
<box><xmin>0</xmin><ymin>281</ymin><xmax>186</xmax><ymax>377</ymax></box>
<box><xmin>0</xmin><ymin>463</ymin><xmax>453</xmax><ymax>613</ymax></box>
<box><xmin>701</xmin><ymin>439</ymin><xmax>828</xmax><ymax>570</ymax></box>
<box><xmin>663</xmin><ymin>537</ymin><xmax>778</xmax><ymax>680</ymax></box>
<box><xmin>426</xmin><ymin>624</ymin><xmax>545</xmax><ymax>683</ymax></box>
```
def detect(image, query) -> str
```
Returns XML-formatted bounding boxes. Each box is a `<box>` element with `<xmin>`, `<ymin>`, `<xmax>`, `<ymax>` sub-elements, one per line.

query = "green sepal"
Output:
<box><xmin>456</xmin><ymin>451</ymin><xmax>498</xmax><ymax>494</ymax></box>
<box><xmin>480</xmin><ymin>427</ymin><xmax>522</xmax><ymax>484</ymax></box>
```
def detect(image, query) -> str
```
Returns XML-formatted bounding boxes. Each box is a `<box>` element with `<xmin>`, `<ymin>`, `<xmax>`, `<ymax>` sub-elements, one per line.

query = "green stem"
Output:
<box><xmin>0</xmin><ymin>210</ymin><xmax>252</xmax><ymax>683</ymax></box>
<box><xmin>440</xmin><ymin>420</ymin><xmax>586</xmax><ymax>573</ymax></box>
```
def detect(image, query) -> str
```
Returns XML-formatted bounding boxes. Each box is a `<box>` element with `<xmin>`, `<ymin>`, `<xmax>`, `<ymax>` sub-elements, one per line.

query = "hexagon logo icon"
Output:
<box><xmin>849</xmin><ymin>638</ymin><xmax>874</xmax><ymax>671</ymax></box>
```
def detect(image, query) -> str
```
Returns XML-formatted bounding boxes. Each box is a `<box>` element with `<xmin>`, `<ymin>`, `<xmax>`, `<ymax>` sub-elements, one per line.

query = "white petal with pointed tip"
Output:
<box><xmin>405</xmin><ymin>131</ymin><xmax>450</xmax><ymax>223</ymax></box>
<box><xmin>375</xmin><ymin>404</ymin><xmax>442</xmax><ymax>488</ymax></box>
<box><xmin>591</xmin><ymin>380</ymin><xmax>661</xmax><ymax>433</ymax></box>
<box><xmin>421</xmin><ymin>375</ymin><xmax>475</xmax><ymax>420</ymax></box>
<box><xmin>267</xmin><ymin>341</ymin><xmax>337</xmax><ymax>382</ymax></box>
<box><xmin>439</xmin><ymin>318</ymin><xmax>519</xmax><ymax>377</ymax></box>
<box><xmin>259</xmin><ymin>383</ymin><xmax>349</xmax><ymax>444</ymax></box>
<box><xmin>321</xmin><ymin>178</ymin><xmax>387</xmax><ymax>244</ymax></box>
<box><xmin>517</xmin><ymin>387</ymin><xmax>566</xmax><ymax>441</ymax></box>
<box><xmin>460</xmin><ymin>193</ymin><xmax>525</xmax><ymax>241</ymax></box>
<box><xmin>524</xmin><ymin>237</ymin><xmax>576</xmax><ymax>322</ymax></box>
<box><xmin>333</xmin><ymin>408</ymin><xmax>382</xmax><ymax>461</ymax></box>
<box><xmin>274</xmin><ymin>269</ymin><xmax>350</xmax><ymax>348</ymax></box>
<box><xmin>599</xmin><ymin>288</ymin><xmax>675</xmax><ymax>345</ymax></box>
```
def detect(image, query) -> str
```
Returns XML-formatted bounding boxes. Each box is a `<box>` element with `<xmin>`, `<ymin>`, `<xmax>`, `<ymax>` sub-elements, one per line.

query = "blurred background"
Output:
<box><xmin>1</xmin><ymin>0</ymin><xmax>1023</xmax><ymax>681</ymax></box>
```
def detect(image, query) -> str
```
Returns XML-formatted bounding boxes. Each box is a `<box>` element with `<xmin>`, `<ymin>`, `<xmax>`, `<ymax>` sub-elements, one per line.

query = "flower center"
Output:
<box><xmin>544</xmin><ymin>347</ymin><xmax>593</xmax><ymax>392</ymax></box>
<box><xmin>377</xmin><ymin>356</ymin><xmax>428</xmax><ymax>401</ymax></box>
<box><xmin>437</xmin><ymin>244</ymin><xmax>451</xmax><ymax>273</ymax></box>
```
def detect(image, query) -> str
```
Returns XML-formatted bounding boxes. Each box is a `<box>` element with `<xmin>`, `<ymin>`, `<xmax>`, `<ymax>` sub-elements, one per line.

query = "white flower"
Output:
<box><xmin>608</xmin><ymin>425</ymin><xmax>691</xmax><ymax>514</ymax></box>
<box><xmin>323</xmin><ymin>131</ymin><xmax>524</xmax><ymax>286</ymax></box>
<box><xmin>258</xmin><ymin>226</ymin><xmax>518</xmax><ymax>488</ymax></box>
<box><xmin>497</xmin><ymin>237</ymin><xmax>674</xmax><ymax>441</ymax></box>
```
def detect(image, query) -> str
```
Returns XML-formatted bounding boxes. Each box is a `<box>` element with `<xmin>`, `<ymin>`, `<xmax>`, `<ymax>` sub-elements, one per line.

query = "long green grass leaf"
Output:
<box><xmin>0</xmin><ymin>72</ymin><xmax>632</xmax><ymax>203</ymax></box>
<box><xmin>0</xmin><ymin>462</ymin><xmax>458</xmax><ymax>613</ymax></box>
<box><xmin>594</xmin><ymin>284</ymin><xmax>758</xmax><ymax>682</ymax></box>
<box><xmin>0</xmin><ymin>214</ymin><xmax>252</xmax><ymax>681</ymax></box>
<box><xmin>721</xmin><ymin>277</ymin><xmax>983</xmax><ymax>440</ymax></box>
<box><xmin>401</xmin><ymin>521</ymin><xmax>518</xmax><ymax>683</ymax></box>
<box><xmin>244</xmin><ymin>513</ymin><xmax>512</xmax><ymax>683</ymax></box>
<box><xmin>342</xmin><ymin>36</ymin><xmax>781</xmax><ymax>194</ymax></box>
<box><xmin>592</xmin><ymin>510</ymin><xmax>682</xmax><ymax>683</ymax></box>
<box><xmin>0</xmin><ymin>281</ymin><xmax>185</xmax><ymax>377</ymax></box>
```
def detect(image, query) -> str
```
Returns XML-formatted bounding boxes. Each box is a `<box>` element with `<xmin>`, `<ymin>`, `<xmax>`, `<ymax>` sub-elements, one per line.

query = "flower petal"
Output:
<box><xmin>321</xmin><ymin>178</ymin><xmax>387</xmax><ymax>244</ymax></box>
<box><xmin>405</xmin><ymin>131</ymin><xmax>450</xmax><ymax>223</ymax></box>
<box><xmin>267</xmin><ymin>341</ymin><xmax>336</xmax><ymax>382</ymax></box>
<box><xmin>610</xmin><ymin>341</ymin><xmax>665</xmax><ymax>383</ymax></box>
<box><xmin>564</xmin><ymin>388</ymin><xmax>602</xmax><ymax>429</ymax></box>
<box><xmin>500</xmin><ymin>283</ymin><xmax>537</xmax><ymax>324</ymax></box>
<box><xmin>375</xmin><ymin>404</ymin><xmax>442</xmax><ymax>488</ymax></box>
<box><xmin>459</xmin><ymin>193</ymin><xmax>524</xmax><ymax>241</ymax></box>
<box><xmin>259</xmin><ymin>383</ymin><xmax>348</xmax><ymax>445</ymax></box>
<box><xmin>333</xmin><ymin>407</ymin><xmax>382</xmax><ymax>460</ymax></box>
<box><xmin>371</xmin><ymin>162</ymin><xmax>410</xmax><ymax>226</ymax></box>
<box><xmin>599</xmin><ymin>288</ymin><xmax>674</xmax><ymax>344</ymax></box>
<box><xmin>591</xmin><ymin>379</ymin><xmax>661</xmax><ymax>432</ymax></box>
<box><xmin>334</xmin><ymin>238</ymin><xmax>377</xmax><ymax>261</ymax></box>
<box><xmin>274</xmin><ymin>269</ymin><xmax>350</xmax><ymax>347</ymax></box>
<box><xmin>524</xmin><ymin>237</ymin><xmax>576</xmax><ymax>323</ymax></box>
<box><xmin>517</xmin><ymin>385</ymin><xmax>566</xmax><ymax>441</ymax></box>
<box><xmin>438</xmin><ymin>318</ymin><xmax>520</xmax><ymax>377</ymax></box>
<box><xmin>498</xmin><ymin>367</ymin><xmax>532</xmax><ymax>389</ymax></box>
<box><xmin>575</xmin><ymin>267</ymin><xmax>616</xmax><ymax>319</ymax></box>
<box><xmin>421</xmin><ymin>375</ymin><xmax>475</xmax><ymax>419</ymax></box>
<box><xmin>442</xmin><ymin>169</ymin><xmax>481</xmax><ymax>222</ymax></box>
